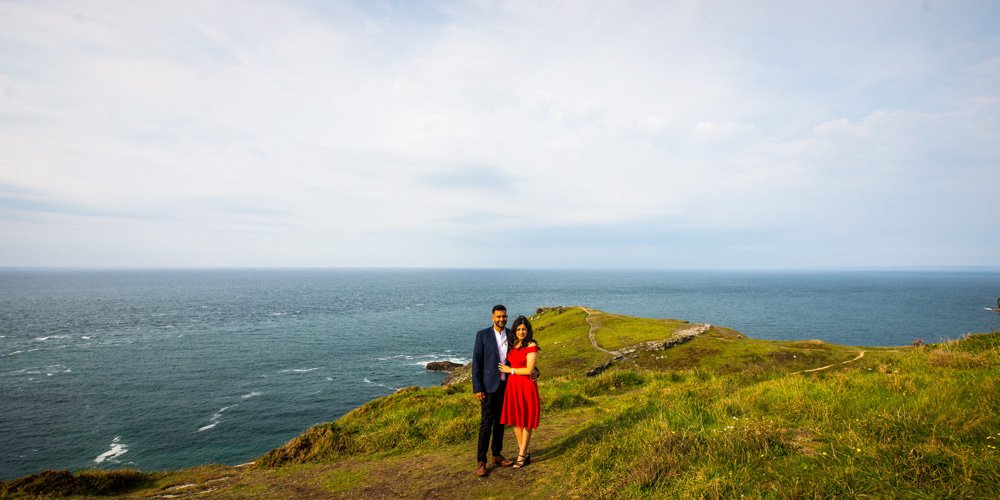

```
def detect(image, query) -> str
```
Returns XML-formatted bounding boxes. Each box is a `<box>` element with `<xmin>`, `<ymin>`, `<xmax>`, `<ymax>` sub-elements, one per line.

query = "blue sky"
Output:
<box><xmin>1</xmin><ymin>0</ymin><xmax>998</xmax><ymax>268</ymax></box>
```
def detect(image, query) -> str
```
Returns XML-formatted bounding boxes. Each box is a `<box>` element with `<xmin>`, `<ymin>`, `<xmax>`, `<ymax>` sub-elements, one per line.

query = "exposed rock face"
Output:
<box><xmin>441</xmin><ymin>363</ymin><xmax>471</xmax><ymax>386</ymax></box>
<box><xmin>585</xmin><ymin>323</ymin><xmax>712</xmax><ymax>377</ymax></box>
<box><xmin>536</xmin><ymin>306</ymin><xmax>567</xmax><ymax>315</ymax></box>
<box><xmin>425</xmin><ymin>361</ymin><xmax>463</xmax><ymax>371</ymax></box>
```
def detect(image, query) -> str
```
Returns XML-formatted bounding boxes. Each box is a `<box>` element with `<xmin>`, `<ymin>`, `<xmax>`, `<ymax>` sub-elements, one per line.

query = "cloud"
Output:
<box><xmin>0</xmin><ymin>0</ymin><xmax>998</xmax><ymax>267</ymax></box>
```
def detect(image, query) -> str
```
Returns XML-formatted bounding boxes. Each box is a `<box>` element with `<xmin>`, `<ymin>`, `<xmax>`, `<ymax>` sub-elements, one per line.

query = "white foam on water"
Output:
<box><xmin>35</xmin><ymin>335</ymin><xmax>69</xmax><ymax>342</ymax></box>
<box><xmin>199</xmin><ymin>405</ymin><xmax>237</xmax><ymax>432</ymax></box>
<box><xmin>363</xmin><ymin>378</ymin><xmax>399</xmax><ymax>391</ymax></box>
<box><xmin>43</xmin><ymin>365</ymin><xmax>72</xmax><ymax>376</ymax></box>
<box><xmin>212</xmin><ymin>406</ymin><xmax>234</xmax><ymax>420</ymax></box>
<box><xmin>241</xmin><ymin>392</ymin><xmax>261</xmax><ymax>400</ymax></box>
<box><xmin>94</xmin><ymin>437</ymin><xmax>128</xmax><ymax>463</ymax></box>
<box><xmin>412</xmin><ymin>355</ymin><xmax>470</xmax><ymax>367</ymax></box>
<box><xmin>81</xmin><ymin>336</ymin><xmax>91</xmax><ymax>340</ymax></box>
<box><xmin>279</xmin><ymin>367</ymin><xmax>319</xmax><ymax>373</ymax></box>
<box><xmin>4</xmin><ymin>350</ymin><xmax>23</xmax><ymax>357</ymax></box>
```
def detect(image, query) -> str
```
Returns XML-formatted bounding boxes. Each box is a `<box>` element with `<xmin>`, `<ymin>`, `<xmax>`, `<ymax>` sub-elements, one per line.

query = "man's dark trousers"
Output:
<box><xmin>477</xmin><ymin>381</ymin><xmax>506</xmax><ymax>462</ymax></box>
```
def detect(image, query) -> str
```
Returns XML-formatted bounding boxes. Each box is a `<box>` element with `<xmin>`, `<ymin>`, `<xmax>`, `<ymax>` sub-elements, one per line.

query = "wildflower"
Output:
<box><xmin>856</xmin><ymin>448</ymin><xmax>861</xmax><ymax>453</ymax></box>
<box><xmin>822</xmin><ymin>452</ymin><xmax>828</xmax><ymax>456</ymax></box>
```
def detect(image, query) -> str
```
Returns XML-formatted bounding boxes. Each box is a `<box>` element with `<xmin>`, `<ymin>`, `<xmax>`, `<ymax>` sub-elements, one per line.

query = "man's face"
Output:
<box><xmin>492</xmin><ymin>310</ymin><xmax>508</xmax><ymax>331</ymax></box>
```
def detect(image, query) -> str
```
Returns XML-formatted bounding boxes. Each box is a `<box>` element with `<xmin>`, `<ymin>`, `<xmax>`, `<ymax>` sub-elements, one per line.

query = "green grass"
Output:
<box><xmin>532</xmin><ymin>306</ymin><xmax>612</xmax><ymax>378</ymax></box>
<box><xmin>589</xmin><ymin>309</ymin><xmax>691</xmax><ymax>350</ymax></box>
<box><xmin>5</xmin><ymin>307</ymin><xmax>997</xmax><ymax>499</ymax></box>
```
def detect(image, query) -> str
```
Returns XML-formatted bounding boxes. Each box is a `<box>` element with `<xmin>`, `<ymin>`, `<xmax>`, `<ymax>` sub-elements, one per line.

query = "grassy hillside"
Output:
<box><xmin>3</xmin><ymin>306</ymin><xmax>998</xmax><ymax>498</ymax></box>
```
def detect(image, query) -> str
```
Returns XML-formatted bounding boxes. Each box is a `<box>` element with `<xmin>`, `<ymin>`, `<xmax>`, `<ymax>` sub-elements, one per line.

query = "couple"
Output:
<box><xmin>472</xmin><ymin>304</ymin><xmax>541</xmax><ymax>477</ymax></box>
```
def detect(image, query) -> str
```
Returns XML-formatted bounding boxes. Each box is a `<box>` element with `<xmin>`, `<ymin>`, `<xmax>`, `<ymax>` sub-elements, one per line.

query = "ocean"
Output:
<box><xmin>1</xmin><ymin>268</ymin><xmax>998</xmax><ymax>480</ymax></box>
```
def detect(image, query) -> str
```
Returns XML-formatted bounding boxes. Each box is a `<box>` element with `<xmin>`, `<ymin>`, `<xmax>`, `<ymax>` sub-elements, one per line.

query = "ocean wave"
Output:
<box><xmin>4</xmin><ymin>350</ymin><xmax>24</xmax><ymax>357</ymax></box>
<box><xmin>378</xmin><ymin>353</ymin><xmax>471</xmax><ymax>367</ymax></box>
<box><xmin>94</xmin><ymin>437</ymin><xmax>128</xmax><ymax>463</ymax></box>
<box><xmin>212</xmin><ymin>406</ymin><xmax>234</xmax><ymax>420</ymax></box>
<box><xmin>34</xmin><ymin>335</ymin><xmax>70</xmax><ymax>342</ymax></box>
<box><xmin>198</xmin><ymin>405</ymin><xmax>237</xmax><ymax>432</ymax></box>
<box><xmin>363</xmin><ymin>377</ymin><xmax>399</xmax><ymax>391</ymax></box>
<box><xmin>241</xmin><ymin>392</ymin><xmax>262</xmax><ymax>400</ymax></box>
<box><xmin>279</xmin><ymin>367</ymin><xmax>320</xmax><ymax>373</ymax></box>
<box><xmin>377</xmin><ymin>353</ymin><xmax>469</xmax><ymax>364</ymax></box>
<box><xmin>413</xmin><ymin>357</ymin><xmax>470</xmax><ymax>367</ymax></box>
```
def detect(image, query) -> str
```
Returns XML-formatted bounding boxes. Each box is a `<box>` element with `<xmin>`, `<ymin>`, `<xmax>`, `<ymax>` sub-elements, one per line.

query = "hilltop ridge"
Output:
<box><xmin>3</xmin><ymin>306</ymin><xmax>998</xmax><ymax>498</ymax></box>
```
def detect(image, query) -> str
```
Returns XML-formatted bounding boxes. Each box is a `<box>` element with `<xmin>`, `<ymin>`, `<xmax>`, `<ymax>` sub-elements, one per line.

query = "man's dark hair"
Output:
<box><xmin>492</xmin><ymin>304</ymin><xmax>506</xmax><ymax>314</ymax></box>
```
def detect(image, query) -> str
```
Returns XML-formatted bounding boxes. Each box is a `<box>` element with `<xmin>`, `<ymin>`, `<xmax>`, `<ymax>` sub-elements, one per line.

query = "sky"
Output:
<box><xmin>1</xmin><ymin>0</ymin><xmax>998</xmax><ymax>269</ymax></box>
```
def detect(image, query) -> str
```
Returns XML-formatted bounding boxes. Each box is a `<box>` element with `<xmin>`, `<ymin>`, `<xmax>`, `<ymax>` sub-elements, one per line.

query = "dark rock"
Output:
<box><xmin>426</xmin><ymin>361</ymin><xmax>463</xmax><ymax>372</ymax></box>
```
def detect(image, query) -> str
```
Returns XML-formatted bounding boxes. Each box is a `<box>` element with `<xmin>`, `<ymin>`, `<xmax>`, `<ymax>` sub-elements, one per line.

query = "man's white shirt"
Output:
<box><xmin>493</xmin><ymin>327</ymin><xmax>508</xmax><ymax>381</ymax></box>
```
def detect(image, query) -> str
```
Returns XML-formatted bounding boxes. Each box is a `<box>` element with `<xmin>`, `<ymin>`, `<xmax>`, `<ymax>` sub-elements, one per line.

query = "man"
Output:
<box><xmin>472</xmin><ymin>304</ymin><xmax>515</xmax><ymax>477</ymax></box>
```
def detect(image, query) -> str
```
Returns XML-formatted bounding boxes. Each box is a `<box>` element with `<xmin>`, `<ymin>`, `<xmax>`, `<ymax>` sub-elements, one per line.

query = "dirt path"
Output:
<box><xmin>581</xmin><ymin>307</ymin><xmax>621</xmax><ymax>357</ymax></box>
<box><xmin>792</xmin><ymin>350</ymin><xmax>866</xmax><ymax>375</ymax></box>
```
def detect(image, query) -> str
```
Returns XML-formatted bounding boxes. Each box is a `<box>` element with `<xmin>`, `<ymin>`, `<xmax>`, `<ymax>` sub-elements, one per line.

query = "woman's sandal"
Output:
<box><xmin>524</xmin><ymin>452</ymin><xmax>531</xmax><ymax>465</ymax></box>
<box><xmin>512</xmin><ymin>454</ymin><xmax>527</xmax><ymax>469</ymax></box>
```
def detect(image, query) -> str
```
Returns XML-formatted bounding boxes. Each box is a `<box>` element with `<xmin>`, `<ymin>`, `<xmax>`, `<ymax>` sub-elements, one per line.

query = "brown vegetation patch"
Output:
<box><xmin>0</xmin><ymin>469</ymin><xmax>151</xmax><ymax>497</ymax></box>
<box><xmin>928</xmin><ymin>350</ymin><xmax>991</xmax><ymax>369</ymax></box>
<box><xmin>257</xmin><ymin>423</ymin><xmax>351</xmax><ymax>467</ymax></box>
<box><xmin>790</xmin><ymin>429</ymin><xmax>820</xmax><ymax>456</ymax></box>
<box><xmin>788</xmin><ymin>340</ymin><xmax>830</xmax><ymax>349</ymax></box>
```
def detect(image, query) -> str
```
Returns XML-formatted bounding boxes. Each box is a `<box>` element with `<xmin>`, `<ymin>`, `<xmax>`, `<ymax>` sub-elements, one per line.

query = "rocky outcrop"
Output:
<box><xmin>425</xmin><ymin>361</ymin><xmax>463</xmax><ymax>371</ymax></box>
<box><xmin>441</xmin><ymin>363</ymin><xmax>471</xmax><ymax>386</ymax></box>
<box><xmin>585</xmin><ymin>323</ymin><xmax>712</xmax><ymax>377</ymax></box>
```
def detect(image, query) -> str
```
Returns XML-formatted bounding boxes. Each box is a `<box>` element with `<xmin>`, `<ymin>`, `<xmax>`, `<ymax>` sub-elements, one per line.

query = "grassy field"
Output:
<box><xmin>4</xmin><ymin>306</ymin><xmax>998</xmax><ymax>499</ymax></box>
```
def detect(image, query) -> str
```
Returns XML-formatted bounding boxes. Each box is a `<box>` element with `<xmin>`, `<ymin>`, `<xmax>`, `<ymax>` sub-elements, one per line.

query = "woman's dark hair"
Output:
<box><xmin>510</xmin><ymin>315</ymin><xmax>540</xmax><ymax>350</ymax></box>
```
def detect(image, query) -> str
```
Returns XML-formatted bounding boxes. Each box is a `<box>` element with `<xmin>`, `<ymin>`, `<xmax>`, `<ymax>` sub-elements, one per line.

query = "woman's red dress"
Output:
<box><xmin>500</xmin><ymin>345</ymin><xmax>540</xmax><ymax>429</ymax></box>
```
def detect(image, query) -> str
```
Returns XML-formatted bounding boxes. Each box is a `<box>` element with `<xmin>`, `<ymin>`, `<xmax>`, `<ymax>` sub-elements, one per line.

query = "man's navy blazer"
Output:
<box><xmin>472</xmin><ymin>326</ymin><xmax>509</xmax><ymax>394</ymax></box>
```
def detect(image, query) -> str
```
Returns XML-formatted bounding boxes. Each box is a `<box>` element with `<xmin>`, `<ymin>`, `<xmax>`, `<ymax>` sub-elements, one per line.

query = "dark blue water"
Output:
<box><xmin>1</xmin><ymin>269</ymin><xmax>997</xmax><ymax>479</ymax></box>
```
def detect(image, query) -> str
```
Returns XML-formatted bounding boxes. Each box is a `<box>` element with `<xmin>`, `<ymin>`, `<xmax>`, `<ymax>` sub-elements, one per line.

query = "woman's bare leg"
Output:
<box><xmin>520</xmin><ymin>429</ymin><xmax>533</xmax><ymax>461</ymax></box>
<box><xmin>512</xmin><ymin>426</ymin><xmax>524</xmax><ymax>458</ymax></box>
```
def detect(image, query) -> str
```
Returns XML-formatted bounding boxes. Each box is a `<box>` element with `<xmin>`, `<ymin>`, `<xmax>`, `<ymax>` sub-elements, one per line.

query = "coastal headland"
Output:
<box><xmin>3</xmin><ymin>306</ymin><xmax>998</xmax><ymax>498</ymax></box>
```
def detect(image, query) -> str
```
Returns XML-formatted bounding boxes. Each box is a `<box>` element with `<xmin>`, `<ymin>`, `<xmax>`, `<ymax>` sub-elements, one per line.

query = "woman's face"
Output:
<box><xmin>515</xmin><ymin>324</ymin><xmax>529</xmax><ymax>340</ymax></box>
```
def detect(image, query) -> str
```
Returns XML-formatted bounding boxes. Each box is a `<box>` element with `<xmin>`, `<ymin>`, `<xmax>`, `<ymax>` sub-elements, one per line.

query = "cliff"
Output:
<box><xmin>3</xmin><ymin>306</ymin><xmax>999</xmax><ymax>498</ymax></box>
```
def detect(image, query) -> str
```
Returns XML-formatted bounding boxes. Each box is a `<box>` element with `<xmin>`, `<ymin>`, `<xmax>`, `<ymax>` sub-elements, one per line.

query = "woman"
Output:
<box><xmin>498</xmin><ymin>315</ymin><xmax>541</xmax><ymax>468</ymax></box>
